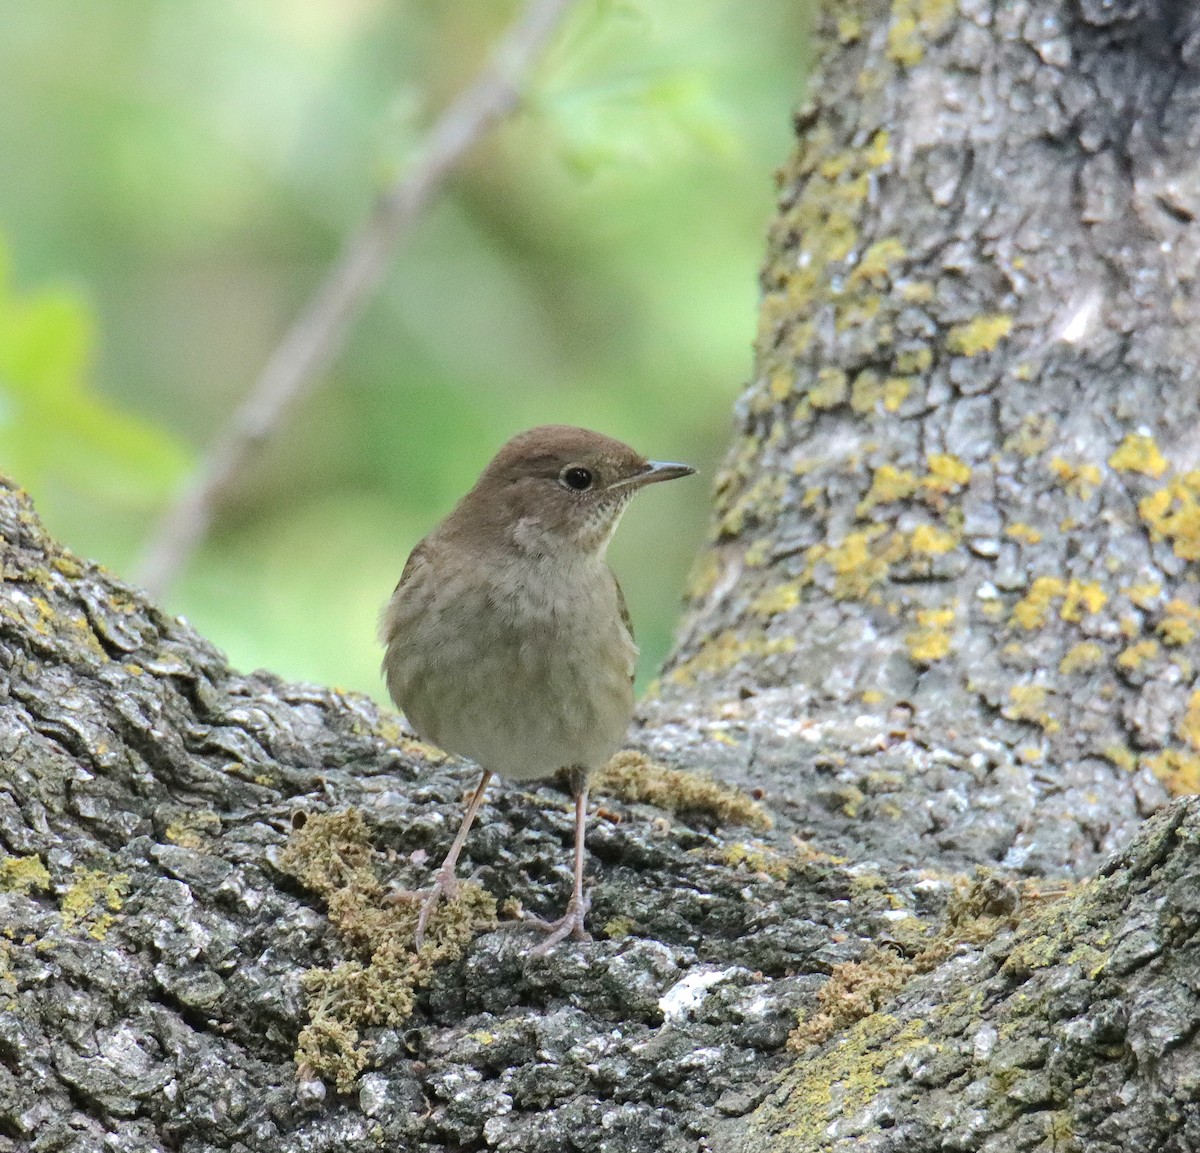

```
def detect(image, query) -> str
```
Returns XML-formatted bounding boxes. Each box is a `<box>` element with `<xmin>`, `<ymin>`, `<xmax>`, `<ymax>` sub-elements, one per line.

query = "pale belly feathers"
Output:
<box><xmin>383</xmin><ymin>553</ymin><xmax>638</xmax><ymax>781</ymax></box>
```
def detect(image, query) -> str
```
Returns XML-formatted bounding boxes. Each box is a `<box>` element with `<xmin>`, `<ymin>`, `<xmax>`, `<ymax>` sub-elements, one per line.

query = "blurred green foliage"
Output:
<box><xmin>0</xmin><ymin>0</ymin><xmax>810</xmax><ymax>701</ymax></box>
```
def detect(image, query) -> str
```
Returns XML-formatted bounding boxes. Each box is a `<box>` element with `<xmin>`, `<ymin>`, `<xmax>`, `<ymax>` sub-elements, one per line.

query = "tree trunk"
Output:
<box><xmin>647</xmin><ymin>0</ymin><xmax>1200</xmax><ymax>879</ymax></box>
<box><xmin>3</xmin><ymin>2</ymin><xmax>1199</xmax><ymax>1151</ymax></box>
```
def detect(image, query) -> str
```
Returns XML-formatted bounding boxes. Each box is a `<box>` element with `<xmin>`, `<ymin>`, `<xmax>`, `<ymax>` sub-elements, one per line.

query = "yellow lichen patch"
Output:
<box><xmin>946</xmin><ymin>314</ymin><xmax>1013</xmax><ymax>357</ymax></box>
<box><xmin>813</xmin><ymin>528</ymin><xmax>905</xmax><ymax>600</ymax></box>
<box><xmin>1158</xmin><ymin>598</ymin><xmax>1200</xmax><ymax>645</ymax></box>
<box><xmin>923</xmin><ymin>453</ymin><xmax>971</xmax><ymax>494</ymax></box>
<box><xmin>1178</xmin><ymin>690</ymin><xmax>1200</xmax><ymax>752</ymax></box>
<box><xmin>1102</xmin><ymin>744</ymin><xmax>1138</xmax><ymax>772</ymax></box>
<box><xmin>1003</xmin><ymin>684</ymin><xmax>1059</xmax><ymax>732</ymax></box>
<box><xmin>1060</xmin><ymin>580</ymin><xmax>1107</xmax><ymax>622</ymax></box>
<box><xmin>857</xmin><ymin>464</ymin><xmax>919</xmax><ymax>514</ymax></box>
<box><xmin>768</xmin><ymin>371</ymin><xmax>793</xmax><ymax>403</ymax></box>
<box><xmin>882</xmin><ymin>377</ymin><xmax>911</xmax><ymax>412</ymax></box>
<box><xmin>61</xmin><ymin>868</ymin><xmax>129</xmax><ymax>940</ymax></box>
<box><xmin>684</xmin><ymin>554</ymin><xmax>721</xmax><ymax>602</ymax></box>
<box><xmin>595</xmin><ymin>751</ymin><xmax>771</xmax><ymax>830</ymax></box>
<box><xmin>907</xmin><ymin>607</ymin><xmax>955</xmax><ymax>663</ymax></box>
<box><xmin>165</xmin><ymin>810</ymin><xmax>222</xmax><ymax>850</ymax></box>
<box><xmin>1049</xmin><ymin>457</ymin><xmax>1103</xmax><ymax>499</ymax></box>
<box><xmin>743</xmin><ymin>537</ymin><xmax>773</xmax><ymax>567</ymax></box>
<box><xmin>717</xmin><ymin>474</ymin><xmax>787</xmax><ymax>539</ymax></box>
<box><xmin>666</xmin><ymin>629</ymin><xmax>796</xmax><ymax>685</ymax></box>
<box><xmin>1005</xmin><ymin>523</ymin><xmax>1043</xmax><ymax>545</ymax></box>
<box><xmin>808</xmin><ymin>367</ymin><xmax>849</xmax><ymax>409</ymax></box>
<box><xmin>1059</xmin><ymin>642</ymin><xmax>1104</xmax><ymax>676</ymax></box>
<box><xmin>1122</xmin><ymin>581</ymin><xmax>1162</xmax><ymax>609</ymax></box>
<box><xmin>896</xmin><ymin>344</ymin><xmax>933</xmax><ymax>373</ymax></box>
<box><xmin>864</xmin><ymin>129</ymin><xmax>892</xmax><ymax>168</ymax></box>
<box><xmin>722</xmin><ymin>842</ymin><xmax>790</xmax><ymax>881</ymax></box>
<box><xmin>779</xmin><ymin>1012</ymin><xmax>928</xmax><ymax>1145</ymax></box>
<box><xmin>836</xmin><ymin>12</ymin><xmax>864</xmax><ymax>42</ymax></box>
<box><xmin>279</xmin><ymin>808</ymin><xmax>497</xmax><ymax>1092</ymax></box>
<box><xmin>1138</xmin><ymin>472</ymin><xmax>1200</xmax><ymax>560</ymax></box>
<box><xmin>1109</xmin><ymin>433</ymin><xmax>1168</xmax><ymax>479</ymax></box>
<box><xmin>1117</xmin><ymin>639</ymin><xmax>1161</xmax><ymax>671</ymax></box>
<box><xmin>849</xmin><ymin>238</ymin><xmax>907</xmax><ymax>288</ymax></box>
<box><xmin>749</xmin><ymin>582</ymin><xmax>802</xmax><ymax>618</ymax></box>
<box><xmin>0</xmin><ymin>854</ymin><xmax>50</xmax><ymax>896</ymax></box>
<box><xmin>1011</xmin><ymin>577</ymin><xmax>1067</xmax><ymax>630</ymax></box>
<box><xmin>908</xmin><ymin>524</ymin><xmax>957</xmax><ymax>555</ymax></box>
<box><xmin>1142</xmin><ymin>749</ymin><xmax>1200</xmax><ymax>798</ymax></box>
<box><xmin>848</xmin><ymin>368</ymin><xmax>889</xmax><ymax>413</ymax></box>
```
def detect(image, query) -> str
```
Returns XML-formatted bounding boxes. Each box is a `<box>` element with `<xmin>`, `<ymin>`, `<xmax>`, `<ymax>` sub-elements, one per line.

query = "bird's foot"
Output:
<box><xmin>522</xmin><ymin>891</ymin><xmax>592</xmax><ymax>955</ymax></box>
<box><xmin>387</xmin><ymin>867</ymin><xmax>460</xmax><ymax>951</ymax></box>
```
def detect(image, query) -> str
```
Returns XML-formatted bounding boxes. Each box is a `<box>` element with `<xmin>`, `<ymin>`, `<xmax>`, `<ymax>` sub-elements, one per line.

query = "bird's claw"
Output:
<box><xmin>387</xmin><ymin>867</ymin><xmax>460</xmax><ymax>950</ymax></box>
<box><xmin>523</xmin><ymin>891</ymin><xmax>592</xmax><ymax>955</ymax></box>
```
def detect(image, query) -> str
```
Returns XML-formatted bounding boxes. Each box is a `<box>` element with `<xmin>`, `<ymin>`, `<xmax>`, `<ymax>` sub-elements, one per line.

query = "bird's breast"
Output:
<box><xmin>383</xmin><ymin>554</ymin><xmax>637</xmax><ymax>781</ymax></box>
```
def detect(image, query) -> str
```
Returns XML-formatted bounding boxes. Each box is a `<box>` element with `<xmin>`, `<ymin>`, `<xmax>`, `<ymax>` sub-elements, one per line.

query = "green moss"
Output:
<box><xmin>594</xmin><ymin>751</ymin><xmax>772</xmax><ymax>830</ymax></box>
<box><xmin>279</xmin><ymin>808</ymin><xmax>497</xmax><ymax>1092</ymax></box>
<box><xmin>788</xmin><ymin>946</ymin><xmax>912</xmax><ymax>1051</ymax></box>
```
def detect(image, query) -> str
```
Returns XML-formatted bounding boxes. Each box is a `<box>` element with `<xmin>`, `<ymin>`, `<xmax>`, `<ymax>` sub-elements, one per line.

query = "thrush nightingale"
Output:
<box><xmin>380</xmin><ymin>425</ymin><xmax>695</xmax><ymax>951</ymax></box>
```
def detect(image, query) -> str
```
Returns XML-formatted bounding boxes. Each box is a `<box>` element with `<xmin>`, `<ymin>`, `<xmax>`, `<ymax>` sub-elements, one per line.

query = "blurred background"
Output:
<box><xmin>0</xmin><ymin>0</ymin><xmax>810</xmax><ymax>701</ymax></box>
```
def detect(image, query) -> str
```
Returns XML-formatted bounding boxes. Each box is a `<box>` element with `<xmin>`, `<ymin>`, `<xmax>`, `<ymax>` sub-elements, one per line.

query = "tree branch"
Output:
<box><xmin>135</xmin><ymin>0</ymin><xmax>577</xmax><ymax>598</ymax></box>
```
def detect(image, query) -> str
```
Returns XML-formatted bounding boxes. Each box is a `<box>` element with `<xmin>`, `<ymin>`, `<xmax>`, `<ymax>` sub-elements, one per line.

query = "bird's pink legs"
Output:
<box><xmin>411</xmin><ymin>769</ymin><xmax>493</xmax><ymax>949</ymax></box>
<box><xmin>527</xmin><ymin>782</ymin><xmax>591</xmax><ymax>954</ymax></box>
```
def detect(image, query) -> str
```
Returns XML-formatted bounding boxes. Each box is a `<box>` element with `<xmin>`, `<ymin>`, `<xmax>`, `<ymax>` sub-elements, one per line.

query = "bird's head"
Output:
<box><xmin>458</xmin><ymin>424</ymin><xmax>695</xmax><ymax>557</ymax></box>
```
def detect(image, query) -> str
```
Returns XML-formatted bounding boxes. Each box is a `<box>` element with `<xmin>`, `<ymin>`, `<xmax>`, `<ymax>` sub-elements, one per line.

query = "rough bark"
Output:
<box><xmin>648</xmin><ymin>0</ymin><xmax>1200</xmax><ymax>883</ymax></box>
<box><xmin>4</xmin><ymin>1</ymin><xmax>1200</xmax><ymax>1150</ymax></box>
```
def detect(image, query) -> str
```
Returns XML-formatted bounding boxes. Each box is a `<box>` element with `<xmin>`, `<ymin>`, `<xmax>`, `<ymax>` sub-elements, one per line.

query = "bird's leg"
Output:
<box><xmin>409</xmin><ymin>769</ymin><xmax>492</xmax><ymax>950</ymax></box>
<box><xmin>528</xmin><ymin>775</ymin><xmax>592</xmax><ymax>954</ymax></box>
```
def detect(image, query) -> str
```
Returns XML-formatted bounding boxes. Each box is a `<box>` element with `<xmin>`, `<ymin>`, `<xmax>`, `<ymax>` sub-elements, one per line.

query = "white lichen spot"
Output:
<box><xmin>973</xmin><ymin>1022</ymin><xmax>998</xmax><ymax>1062</ymax></box>
<box><xmin>658</xmin><ymin>966</ymin><xmax>737</xmax><ymax>1024</ymax></box>
<box><xmin>1055</xmin><ymin>288</ymin><xmax>1103</xmax><ymax>346</ymax></box>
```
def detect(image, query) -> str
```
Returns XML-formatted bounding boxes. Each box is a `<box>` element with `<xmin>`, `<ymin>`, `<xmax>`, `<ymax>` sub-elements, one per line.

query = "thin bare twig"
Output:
<box><xmin>136</xmin><ymin>0</ymin><xmax>576</xmax><ymax>597</ymax></box>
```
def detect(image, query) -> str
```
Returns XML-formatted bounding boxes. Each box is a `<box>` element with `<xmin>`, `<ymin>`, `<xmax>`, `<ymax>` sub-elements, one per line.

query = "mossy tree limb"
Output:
<box><xmin>5</xmin><ymin>1</ymin><xmax>1200</xmax><ymax>1148</ymax></box>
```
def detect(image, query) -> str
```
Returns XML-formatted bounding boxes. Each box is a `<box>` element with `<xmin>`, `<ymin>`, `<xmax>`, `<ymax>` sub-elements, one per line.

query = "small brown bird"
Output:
<box><xmin>380</xmin><ymin>425</ymin><xmax>695</xmax><ymax>951</ymax></box>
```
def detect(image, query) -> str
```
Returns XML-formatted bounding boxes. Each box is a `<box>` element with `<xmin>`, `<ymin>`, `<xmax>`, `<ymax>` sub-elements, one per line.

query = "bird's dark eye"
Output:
<box><xmin>561</xmin><ymin>466</ymin><xmax>594</xmax><ymax>491</ymax></box>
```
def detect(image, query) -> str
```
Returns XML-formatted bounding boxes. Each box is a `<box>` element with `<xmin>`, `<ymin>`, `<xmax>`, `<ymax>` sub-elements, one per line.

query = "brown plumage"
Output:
<box><xmin>380</xmin><ymin>425</ymin><xmax>694</xmax><ymax>951</ymax></box>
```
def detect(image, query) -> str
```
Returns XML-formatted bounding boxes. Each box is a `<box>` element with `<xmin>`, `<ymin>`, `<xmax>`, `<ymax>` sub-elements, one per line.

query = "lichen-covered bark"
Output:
<box><xmin>2</xmin><ymin>471</ymin><xmax>1194</xmax><ymax>1152</ymax></box>
<box><xmin>5</xmin><ymin>2</ymin><xmax>1200</xmax><ymax>1149</ymax></box>
<box><xmin>713</xmin><ymin>796</ymin><xmax>1200</xmax><ymax>1153</ymax></box>
<box><xmin>0</xmin><ymin>478</ymin><xmax>955</xmax><ymax>1150</ymax></box>
<box><xmin>652</xmin><ymin>0</ymin><xmax>1200</xmax><ymax>878</ymax></box>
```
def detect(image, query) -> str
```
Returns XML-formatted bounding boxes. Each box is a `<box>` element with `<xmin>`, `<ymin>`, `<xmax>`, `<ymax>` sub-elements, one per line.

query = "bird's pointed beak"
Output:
<box><xmin>633</xmin><ymin>460</ymin><xmax>697</xmax><ymax>487</ymax></box>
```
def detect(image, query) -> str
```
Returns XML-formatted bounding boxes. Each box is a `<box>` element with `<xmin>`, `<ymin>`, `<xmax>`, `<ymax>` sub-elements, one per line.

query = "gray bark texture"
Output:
<box><xmin>2</xmin><ymin>1</ymin><xmax>1200</xmax><ymax>1150</ymax></box>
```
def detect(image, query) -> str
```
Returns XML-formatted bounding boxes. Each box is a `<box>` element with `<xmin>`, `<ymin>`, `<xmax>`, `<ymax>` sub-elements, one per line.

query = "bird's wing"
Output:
<box><xmin>613</xmin><ymin>572</ymin><xmax>637</xmax><ymax>683</ymax></box>
<box><xmin>378</xmin><ymin>538</ymin><xmax>431</xmax><ymax>648</ymax></box>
